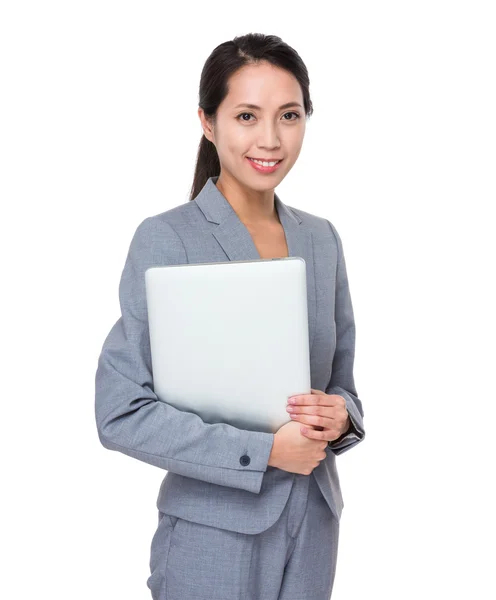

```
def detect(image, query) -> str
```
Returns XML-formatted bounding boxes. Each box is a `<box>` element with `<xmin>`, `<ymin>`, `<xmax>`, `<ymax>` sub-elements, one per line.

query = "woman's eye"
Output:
<box><xmin>236</xmin><ymin>111</ymin><xmax>301</xmax><ymax>122</ymax></box>
<box><xmin>237</xmin><ymin>112</ymin><xmax>254</xmax><ymax>122</ymax></box>
<box><xmin>282</xmin><ymin>111</ymin><xmax>300</xmax><ymax>121</ymax></box>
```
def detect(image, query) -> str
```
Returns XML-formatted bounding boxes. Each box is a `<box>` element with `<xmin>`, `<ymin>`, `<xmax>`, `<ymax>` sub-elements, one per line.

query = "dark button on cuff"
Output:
<box><xmin>239</xmin><ymin>454</ymin><xmax>251</xmax><ymax>466</ymax></box>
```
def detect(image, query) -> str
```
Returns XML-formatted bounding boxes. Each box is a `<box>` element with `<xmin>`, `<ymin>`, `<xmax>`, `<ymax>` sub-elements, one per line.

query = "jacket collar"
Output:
<box><xmin>193</xmin><ymin>176</ymin><xmax>317</xmax><ymax>354</ymax></box>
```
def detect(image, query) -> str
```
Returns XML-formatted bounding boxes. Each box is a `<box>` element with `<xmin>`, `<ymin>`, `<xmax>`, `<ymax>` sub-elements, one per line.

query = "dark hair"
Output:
<box><xmin>189</xmin><ymin>33</ymin><xmax>314</xmax><ymax>201</ymax></box>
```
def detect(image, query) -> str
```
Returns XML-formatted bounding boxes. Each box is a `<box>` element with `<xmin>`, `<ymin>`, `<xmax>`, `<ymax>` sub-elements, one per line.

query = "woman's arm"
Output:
<box><xmin>94</xmin><ymin>216</ymin><xmax>274</xmax><ymax>493</ymax></box>
<box><xmin>325</xmin><ymin>220</ymin><xmax>366</xmax><ymax>455</ymax></box>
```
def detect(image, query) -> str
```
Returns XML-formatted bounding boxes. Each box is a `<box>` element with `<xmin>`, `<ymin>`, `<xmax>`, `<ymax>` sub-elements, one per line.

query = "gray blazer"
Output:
<box><xmin>94</xmin><ymin>175</ymin><xmax>365</xmax><ymax>534</ymax></box>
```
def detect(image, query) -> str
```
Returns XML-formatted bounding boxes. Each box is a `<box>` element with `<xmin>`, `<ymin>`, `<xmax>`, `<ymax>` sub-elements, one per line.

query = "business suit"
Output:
<box><xmin>95</xmin><ymin>175</ymin><xmax>365</xmax><ymax>599</ymax></box>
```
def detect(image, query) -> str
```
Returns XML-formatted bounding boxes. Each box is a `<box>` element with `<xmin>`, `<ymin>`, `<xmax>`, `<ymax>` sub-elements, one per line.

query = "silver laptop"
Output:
<box><xmin>144</xmin><ymin>258</ymin><xmax>311</xmax><ymax>434</ymax></box>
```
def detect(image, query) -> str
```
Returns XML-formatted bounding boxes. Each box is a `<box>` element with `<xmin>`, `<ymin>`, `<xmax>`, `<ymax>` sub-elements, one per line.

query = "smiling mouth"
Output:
<box><xmin>247</xmin><ymin>157</ymin><xmax>283</xmax><ymax>164</ymax></box>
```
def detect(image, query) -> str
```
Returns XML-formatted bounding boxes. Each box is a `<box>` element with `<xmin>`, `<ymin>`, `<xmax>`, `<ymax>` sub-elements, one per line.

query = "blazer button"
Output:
<box><xmin>239</xmin><ymin>454</ymin><xmax>251</xmax><ymax>466</ymax></box>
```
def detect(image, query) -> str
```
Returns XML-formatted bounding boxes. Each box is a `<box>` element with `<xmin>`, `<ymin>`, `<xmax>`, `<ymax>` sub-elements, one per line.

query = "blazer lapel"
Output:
<box><xmin>194</xmin><ymin>176</ymin><xmax>317</xmax><ymax>354</ymax></box>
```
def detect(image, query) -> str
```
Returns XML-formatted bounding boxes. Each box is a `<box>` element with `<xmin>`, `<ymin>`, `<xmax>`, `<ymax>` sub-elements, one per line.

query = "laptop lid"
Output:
<box><xmin>145</xmin><ymin>257</ymin><xmax>311</xmax><ymax>433</ymax></box>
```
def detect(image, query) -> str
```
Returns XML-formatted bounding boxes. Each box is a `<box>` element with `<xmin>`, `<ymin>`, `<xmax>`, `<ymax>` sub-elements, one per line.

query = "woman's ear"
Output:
<box><xmin>198</xmin><ymin>107</ymin><xmax>215</xmax><ymax>144</ymax></box>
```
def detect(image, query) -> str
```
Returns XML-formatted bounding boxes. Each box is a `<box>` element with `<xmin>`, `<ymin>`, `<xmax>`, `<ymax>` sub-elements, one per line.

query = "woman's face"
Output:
<box><xmin>199</xmin><ymin>61</ymin><xmax>307</xmax><ymax>191</ymax></box>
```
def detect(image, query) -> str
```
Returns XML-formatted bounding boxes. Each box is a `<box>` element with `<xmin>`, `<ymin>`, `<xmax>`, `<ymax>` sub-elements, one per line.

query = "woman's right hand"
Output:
<box><xmin>268</xmin><ymin>420</ymin><xmax>328</xmax><ymax>475</ymax></box>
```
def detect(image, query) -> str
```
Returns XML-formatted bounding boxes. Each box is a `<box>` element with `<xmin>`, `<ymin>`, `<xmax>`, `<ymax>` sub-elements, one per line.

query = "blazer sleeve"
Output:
<box><xmin>94</xmin><ymin>217</ymin><xmax>275</xmax><ymax>494</ymax></box>
<box><xmin>324</xmin><ymin>220</ymin><xmax>366</xmax><ymax>455</ymax></box>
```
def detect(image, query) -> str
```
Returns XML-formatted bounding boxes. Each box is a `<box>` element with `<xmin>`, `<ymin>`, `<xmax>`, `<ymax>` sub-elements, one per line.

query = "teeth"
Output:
<box><xmin>249</xmin><ymin>158</ymin><xmax>281</xmax><ymax>167</ymax></box>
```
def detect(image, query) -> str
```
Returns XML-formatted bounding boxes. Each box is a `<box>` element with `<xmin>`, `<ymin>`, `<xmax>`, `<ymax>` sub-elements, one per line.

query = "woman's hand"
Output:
<box><xmin>286</xmin><ymin>388</ymin><xmax>351</xmax><ymax>442</ymax></box>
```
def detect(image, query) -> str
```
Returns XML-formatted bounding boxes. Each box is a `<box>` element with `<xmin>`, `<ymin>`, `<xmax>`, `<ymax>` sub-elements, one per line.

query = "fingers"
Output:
<box><xmin>289</xmin><ymin>412</ymin><xmax>328</xmax><ymax>429</ymax></box>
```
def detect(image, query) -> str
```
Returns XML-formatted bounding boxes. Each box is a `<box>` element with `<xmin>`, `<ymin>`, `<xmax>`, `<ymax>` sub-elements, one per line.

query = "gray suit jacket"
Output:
<box><xmin>94</xmin><ymin>175</ymin><xmax>365</xmax><ymax>534</ymax></box>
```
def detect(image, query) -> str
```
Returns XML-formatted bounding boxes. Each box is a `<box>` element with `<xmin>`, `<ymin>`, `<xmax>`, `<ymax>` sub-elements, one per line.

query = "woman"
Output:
<box><xmin>95</xmin><ymin>33</ymin><xmax>365</xmax><ymax>600</ymax></box>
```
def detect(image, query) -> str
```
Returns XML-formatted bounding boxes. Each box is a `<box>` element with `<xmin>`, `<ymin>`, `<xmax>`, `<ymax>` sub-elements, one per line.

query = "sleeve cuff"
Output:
<box><xmin>242</xmin><ymin>430</ymin><xmax>275</xmax><ymax>473</ymax></box>
<box><xmin>326</xmin><ymin>391</ymin><xmax>365</xmax><ymax>454</ymax></box>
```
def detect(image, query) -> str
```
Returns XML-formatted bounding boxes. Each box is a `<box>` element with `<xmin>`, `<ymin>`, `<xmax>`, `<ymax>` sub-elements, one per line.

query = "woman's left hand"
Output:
<box><xmin>286</xmin><ymin>388</ymin><xmax>350</xmax><ymax>442</ymax></box>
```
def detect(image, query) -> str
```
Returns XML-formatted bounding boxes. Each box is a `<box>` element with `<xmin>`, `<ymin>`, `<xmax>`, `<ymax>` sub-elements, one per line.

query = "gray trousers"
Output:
<box><xmin>147</xmin><ymin>473</ymin><xmax>340</xmax><ymax>600</ymax></box>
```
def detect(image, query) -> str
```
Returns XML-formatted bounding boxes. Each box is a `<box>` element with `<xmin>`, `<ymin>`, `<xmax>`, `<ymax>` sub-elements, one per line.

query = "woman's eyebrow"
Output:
<box><xmin>234</xmin><ymin>102</ymin><xmax>303</xmax><ymax>110</ymax></box>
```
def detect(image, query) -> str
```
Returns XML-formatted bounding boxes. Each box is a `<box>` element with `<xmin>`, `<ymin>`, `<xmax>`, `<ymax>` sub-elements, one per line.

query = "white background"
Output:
<box><xmin>1</xmin><ymin>1</ymin><xmax>495</xmax><ymax>598</ymax></box>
